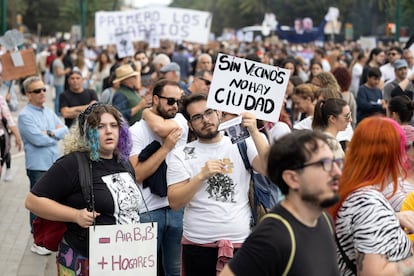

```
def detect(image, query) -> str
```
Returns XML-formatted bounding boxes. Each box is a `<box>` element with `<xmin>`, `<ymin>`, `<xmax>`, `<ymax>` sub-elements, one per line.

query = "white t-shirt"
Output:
<box><xmin>380</xmin><ymin>63</ymin><xmax>395</xmax><ymax>84</ymax></box>
<box><xmin>382</xmin><ymin>178</ymin><xmax>414</xmax><ymax>212</ymax></box>
<box><xmin>167</xmin><ymin>135</ymin><xmax>257</xmax><ymax>244</ymax></box>
<box><xmin>269</xmin><ymin>121</ymin><xmax>291</xmax><ymax>143</ymax></box>
<box><xmin>293</xmin><ymin>116</ymin><xmax>353</xmax><ymax>142</ymax></box>
<box><xmin>129</xmin><ymin>113</ymin><xmax>188</xmax><ymax>213</ymax></box>
<box><xmin>350</xmin><ymin>62</ymin><xmax>363</xmax><ymax>95</ymax></box>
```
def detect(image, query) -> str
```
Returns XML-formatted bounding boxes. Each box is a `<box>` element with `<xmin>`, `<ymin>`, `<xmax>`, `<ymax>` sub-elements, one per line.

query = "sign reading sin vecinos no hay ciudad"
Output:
<box><xmin>207</xmin><ymin>53</ymin><xmax>290</xmax><ymax>123</ymax></box>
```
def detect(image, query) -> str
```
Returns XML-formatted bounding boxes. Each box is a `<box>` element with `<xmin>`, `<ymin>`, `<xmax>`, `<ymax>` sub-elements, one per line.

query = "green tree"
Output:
<box><xmin>401</xmin><ymin>0</ymin><xmax>414</xmax><ymax>36</ymax></box>
<box><xmin>17</xmin><ymin>0</ymin><xmax>114</xmax><ymax>36</ymax></box>
<box><xmin>366</xmin><ymin>0</ymin><xmax>396</xmax><ymax>35</ymax></box>
<box><xmin>18</xmin><ymin>0</ymin><xmax>60</xmax><ymax>35</ymax></box>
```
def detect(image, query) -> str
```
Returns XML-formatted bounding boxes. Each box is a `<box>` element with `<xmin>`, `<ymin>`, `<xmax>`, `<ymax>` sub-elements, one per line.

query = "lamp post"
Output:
<box><xmin>80</xmin><ymin>0</ymin><xmax>86</xmax><ymax>39</ymax></box>
<box><xmin>396</xmin><ymin>0</ymin><xmax>401</xmax><ymax>41</ymax></box>
<box><xmin>1</xmin><ymin>0</ymin><xmax>7</xmax><ymax>35</ymax></box>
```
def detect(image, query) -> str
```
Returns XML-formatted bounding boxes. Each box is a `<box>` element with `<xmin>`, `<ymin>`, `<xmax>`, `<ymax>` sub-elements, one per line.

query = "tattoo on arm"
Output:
<box><xmin>397</xmin><ymin>255</ymin><xmax>414</xmax><ymax>276</ymax></box>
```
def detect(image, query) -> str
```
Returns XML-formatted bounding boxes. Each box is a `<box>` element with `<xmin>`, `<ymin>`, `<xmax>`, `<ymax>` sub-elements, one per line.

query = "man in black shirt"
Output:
<box><xmin>59</xmin><ymin>70</ymin><xmax>98</xmax><ymax>127</ymax></box>
<box><xmin>221</xmin><ymin>130</ymin><xmax>341</xmax><ymax>276</ymax></box>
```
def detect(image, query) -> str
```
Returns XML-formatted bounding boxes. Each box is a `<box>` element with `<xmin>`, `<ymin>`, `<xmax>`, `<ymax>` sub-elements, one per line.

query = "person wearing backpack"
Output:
<box><xmin>221</xmin><ymin>130</ymin><xmax>341</xmax><ymax>276</ymax></box>
<box><xmin>166</xmin><ymin>94</ymin><xmax>269</xmax><ymax>276</ymax></box>
<box><xmin>25</xmin><ymin>103</ymin><xmax>143</xmax><ymax>275</ymax></box>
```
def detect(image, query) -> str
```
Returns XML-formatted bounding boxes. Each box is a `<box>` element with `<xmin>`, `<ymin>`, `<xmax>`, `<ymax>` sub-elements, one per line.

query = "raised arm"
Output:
<box><xmin>142</xmin><ymin>108</ymin><xmax>181</xmax><ymax>138</ymax></box>
<box><xmin>130</xmin><ymin>128</ymin><xmax>182</xmax><ymax>183</ymax></box>
<box><xmin>241</xmin><ymin>112</ymin><xmax>270</xmax><ymax>176</ymax></box>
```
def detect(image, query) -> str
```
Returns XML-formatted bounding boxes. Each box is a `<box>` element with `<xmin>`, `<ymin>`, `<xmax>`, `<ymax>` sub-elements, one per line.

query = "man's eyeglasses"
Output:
<box><xmin>198</xmin><ymin>77</ymin><xmax>211</xmax><ymax>86</ymax></box>
<box><xmin>157</xmin><ymin>95</ymin><xmax>180</xmax><ymax>106</ymax></box>
<box><xmin>190</xmin><ymin>109</ymin><xmax>215</xmax><ymax>124</ymax></box>
<box><xmin>388</xmin><ymin>52</ymin><xmax>398</xmax><ymax>56</ymax></box>
<box><xmin>29</xmin><ymin>87</ymin><xmax>47</xmax><ymax>94</ymax></box>
<box><xmin>293</xmin><ymin>158</ymin><xmax>344</xmax><ymax>172</ymax></box>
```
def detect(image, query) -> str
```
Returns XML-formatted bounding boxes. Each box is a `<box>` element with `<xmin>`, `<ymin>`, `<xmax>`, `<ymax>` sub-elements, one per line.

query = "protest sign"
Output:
<box><xmin>360</xmin><ymin>36</ymin><xmax>376</xmax><ymax>52</ymax></box>
<box><xmin>89</xmin><ymin>223</ymin><xmax>157</xmax><ymax>275</ymax></box>
<box><xmin>207</xmin><ymin>53</ymin><xmax>290</xmax><ymax>123</ymax></box>
<box><xmin>115</xmin><ymin>32</ymin><xmax>135</xmax><ymax>59</ymax></box>
<box><xmin>95</xmin><ymin>7</ymin><xmax>212</xmax><ymax>45</ymax></box>
<box><xmin>0</xmin><ymin>49</ymin><xmax>37</xmax><ymax>80</ymax></box>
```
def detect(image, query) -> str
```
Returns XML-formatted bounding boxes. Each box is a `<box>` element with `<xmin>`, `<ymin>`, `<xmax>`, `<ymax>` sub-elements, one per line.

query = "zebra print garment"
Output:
<box><xmin>335</xmin><ymin>188</ymin><xmax>412</xmax><ymax>275</ymax></box>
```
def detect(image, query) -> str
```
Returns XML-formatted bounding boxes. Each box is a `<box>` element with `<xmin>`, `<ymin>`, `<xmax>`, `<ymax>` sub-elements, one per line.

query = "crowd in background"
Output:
<box><xmin>2</xmin><ymin>33</ymin><xmax>414</xmax><ymax>275</ymax></box>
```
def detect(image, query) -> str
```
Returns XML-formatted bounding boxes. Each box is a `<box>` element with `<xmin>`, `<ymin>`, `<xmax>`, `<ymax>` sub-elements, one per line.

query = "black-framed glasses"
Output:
<box><xmin>190</xmin><ymin>108</ymin><xmax>216</xmax><ymax>124</ymax></box>
<box><xmin>294</xmin><ymin>158</ymin><xmax>343</xmax><ymax>172</ymax></box>
<box><xmin>29</xmin><ymin>87</ymin><xmax>47</xmax><ymax>94</ymax></box>
<box><xmin>198</xmin><ymin>77</ymin><xmax>211</xmax><ymax>86</ymax></box>
<box><xmin>388</xmin><ymin>52</ymin><xmax>398</xmax><ymax>56</ymax></box>
<box><xmin>157</xmin><ymin>95</ymin><xmax>180</xmax><ymax>106</ymax></box>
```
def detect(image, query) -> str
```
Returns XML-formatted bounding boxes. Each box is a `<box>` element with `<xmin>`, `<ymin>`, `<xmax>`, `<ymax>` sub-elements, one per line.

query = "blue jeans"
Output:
<box><xmin>54</xmin><ymin>85</ymin><xmax>64</xmax><ymax>116</ymax></box>
<box><xmin>140</xmin><ymin>207</ymin><xmax>183</xmax><ymax>276</ymax></box>
<box><xmin>27</xmin><ymin>169</ymin><xmax>46</xmax><ymax>233</ymax></box>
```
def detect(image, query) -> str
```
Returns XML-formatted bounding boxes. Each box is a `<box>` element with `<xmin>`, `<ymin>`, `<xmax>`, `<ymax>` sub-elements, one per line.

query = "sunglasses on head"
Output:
<box><xmin>198</xmin><ymin>77</ymin><xmax>211</xmax><ymax>86</ymax></box>
<box><xmin>29</xmin><ymin>87</ymin><xmax>47</xmax><ymax>94</ymax></box>
<box><xmin>157</xmin><ymin>95</ymin><xmax>180</xmax><ymax>106</ymax></box>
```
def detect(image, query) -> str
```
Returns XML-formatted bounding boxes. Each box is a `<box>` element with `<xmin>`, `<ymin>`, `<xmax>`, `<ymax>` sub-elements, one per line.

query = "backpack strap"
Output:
<box><xmin>237</xmin><ymin>140</ymin><xmax>259</xmax><ymax>225</ymax></box>
<box><xmin>74</xmin><ymin>152</ymin><xmax>94</xmax><ymax>212</ymax></box>
<box><xmin>261</xmin><ymin>213</ymin><xmax>295</xmax><ymax>276</ymax></box>
<box><xmin>236</xmin><ymin>140</ymin><xmax>251</xmax><ymax>171</ymax></box>
<box><xmin>322</xmin><ymin>211</ymin><xmax>357</xmax><ymax>273</ymax></box>
<box><xmin>120</xmin><ymin>159</ymin><xmax>136</xmax><ymax>180</ymax></box>
<box><xmin>322</xmin><ymin>211</ymin><xmax>334</xmax><ymax>235</ymax></box>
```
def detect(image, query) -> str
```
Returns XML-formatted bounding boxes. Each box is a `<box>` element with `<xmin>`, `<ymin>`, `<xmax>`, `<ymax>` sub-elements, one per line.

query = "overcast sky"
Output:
<box><xmin>124</xmin><ymin>0</ymin><xmax>172</xmax><ymax>8</ymax></box>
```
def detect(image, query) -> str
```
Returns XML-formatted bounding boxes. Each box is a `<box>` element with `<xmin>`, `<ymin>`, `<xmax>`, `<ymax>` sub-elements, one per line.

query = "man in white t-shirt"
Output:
<box><xmin>129</xmin><ymin>79</ymin><xmax>188</xmax><ymax>276</ymax></box>
<box><xmin>380</xmin><ymin>46</ymin><xmax>402</xmax><ymax>84</ymax></box>
<box><xmin>166</xmin><ymin>93</ymin><xmax>269</xmax><ymax>275</ymax></box>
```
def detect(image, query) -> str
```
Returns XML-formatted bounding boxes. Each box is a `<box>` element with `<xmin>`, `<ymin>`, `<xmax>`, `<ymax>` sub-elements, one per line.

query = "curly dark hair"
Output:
<box><xmin>332</xmin><ymin>66</ymin><xmax>351</xmax><ymax>92</ymax></box>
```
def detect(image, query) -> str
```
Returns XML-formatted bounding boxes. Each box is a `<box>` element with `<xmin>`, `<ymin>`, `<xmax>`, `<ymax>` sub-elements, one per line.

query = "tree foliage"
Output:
<box><xmin>14</xmin><ymin>0</ymin><xmax>115</xmax><ymax>36</ymax></box>
<box><xmin>5</xmin><ymin>0</ymin><xmax>414</xmax><ymax>40</ymax></box>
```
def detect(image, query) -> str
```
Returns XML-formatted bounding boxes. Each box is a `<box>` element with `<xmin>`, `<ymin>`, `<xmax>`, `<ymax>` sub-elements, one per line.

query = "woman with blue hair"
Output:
<box><xmin>25</xmin><ymin>103</ymin><xmax>143</xmax><ymax>275</ymax></box>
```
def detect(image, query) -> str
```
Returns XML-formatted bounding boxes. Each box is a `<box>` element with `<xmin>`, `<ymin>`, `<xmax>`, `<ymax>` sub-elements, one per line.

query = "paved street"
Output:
<box><xmin>0</xmin><ymin>84</ymin><xmax>57</xmax><ymax>276</ymax></box>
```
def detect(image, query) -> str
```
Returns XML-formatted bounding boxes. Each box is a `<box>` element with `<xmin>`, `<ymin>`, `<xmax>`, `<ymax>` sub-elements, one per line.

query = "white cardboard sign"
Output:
<box><xmin>89</xmin><ymin>223</ymin><xmax>157</xmax><ymax>275</ymax></box>
<box><xmin>115</xmin><ymin>32</ymin><xmax>135</xmax><ymax>59</ymax></box>
<box><xmin>95</xmin><ymin>7</ymin><xmax>212</xmax><ymax>45</ymax></box>
<box><xmin>207</xmin><ymin>53</ymin><xmax>290</xmax><ymax>123</ymax></box>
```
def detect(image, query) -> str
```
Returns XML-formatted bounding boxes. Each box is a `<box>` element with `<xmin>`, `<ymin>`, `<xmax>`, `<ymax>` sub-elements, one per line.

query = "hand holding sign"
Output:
<box><xmin>207</xmin><ymin>53</ymin><xmax>290</xmax><ymax>123</ymax></box>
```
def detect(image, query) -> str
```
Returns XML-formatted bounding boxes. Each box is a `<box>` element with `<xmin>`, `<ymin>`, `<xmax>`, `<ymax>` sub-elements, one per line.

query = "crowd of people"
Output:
<box><xmin>1</xmin><ymin>33</ymin><xmax>414</xmax><ymax>275</ymax></box>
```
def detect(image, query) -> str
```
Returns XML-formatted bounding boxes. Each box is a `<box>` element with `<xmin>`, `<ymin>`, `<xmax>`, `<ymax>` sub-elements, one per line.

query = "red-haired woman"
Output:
<box><xmin>331</xmin><ymin>117</ymin><xmax>414</xmax><ymax>275</ymax></box>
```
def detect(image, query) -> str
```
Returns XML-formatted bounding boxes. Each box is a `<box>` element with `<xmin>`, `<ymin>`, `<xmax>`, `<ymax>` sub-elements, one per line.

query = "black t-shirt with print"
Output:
<box><xmin>31</xmin><ymin>152</ymin><xmax>141</xmax><ymax>256</ymax></box>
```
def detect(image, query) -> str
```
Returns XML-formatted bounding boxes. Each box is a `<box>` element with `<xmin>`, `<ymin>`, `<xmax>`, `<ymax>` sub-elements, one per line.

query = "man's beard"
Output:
<box><xmin>157</xmin><ymin>105</ymin><xmax>176</xmax><ymax>119</ymax></box>
<box><xmin>301</xmin><ymin>192</ymin><xmax>339</xmax><ymax>208</ymax></box>
<box><xmin>193</xmin><ymin>125</ymin><xmax>220</xmax><ymax>140</ymax></box>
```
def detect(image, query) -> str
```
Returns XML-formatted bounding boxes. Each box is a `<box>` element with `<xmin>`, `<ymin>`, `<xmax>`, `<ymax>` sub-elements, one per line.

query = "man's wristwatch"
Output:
<box><xmin>46</xmin><ymin>130</ymin><xmax>55</xmax><ymax>138</ymax></box>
